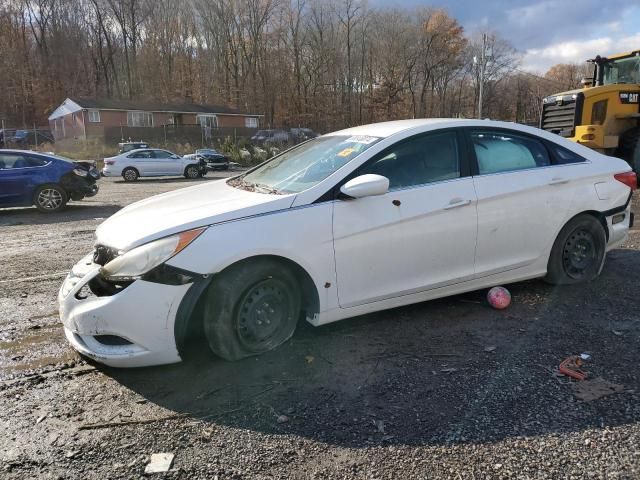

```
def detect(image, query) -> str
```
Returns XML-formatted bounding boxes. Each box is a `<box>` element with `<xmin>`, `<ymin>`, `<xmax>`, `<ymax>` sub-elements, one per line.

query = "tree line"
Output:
<box><xmin>0</xmin><ymin>0</ymin><xmax>592</xmax><ymax>132</ymax></box>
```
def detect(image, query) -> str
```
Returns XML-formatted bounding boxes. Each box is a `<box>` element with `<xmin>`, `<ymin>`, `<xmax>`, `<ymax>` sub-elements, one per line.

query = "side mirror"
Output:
<box><xmin>171</xmin><ymin>154</ymin><xmax>180</xmax><ymax>159</ymax></box>
<box><xmin>340</xmin><ymin>174</ymin><xmax>389</xmax><ymax>199</ymax></box>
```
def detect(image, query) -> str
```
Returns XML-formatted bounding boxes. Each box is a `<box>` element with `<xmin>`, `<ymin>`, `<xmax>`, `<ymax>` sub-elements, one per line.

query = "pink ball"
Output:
<box><xmin>487</xmin><ymin>286</ymin><xmax>511</xmax><ymax>309</ymax></box>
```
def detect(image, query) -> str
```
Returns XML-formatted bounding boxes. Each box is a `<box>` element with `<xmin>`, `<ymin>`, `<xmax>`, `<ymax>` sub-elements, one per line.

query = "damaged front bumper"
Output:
<box><xmin>58</xmin><ymin>253</ymin><xmax>191</xmax><ymax>367</ymax></box>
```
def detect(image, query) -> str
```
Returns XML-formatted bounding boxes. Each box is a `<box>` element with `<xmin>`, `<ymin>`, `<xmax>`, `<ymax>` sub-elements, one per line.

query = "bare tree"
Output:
<box><xmin>0</xmin><ymin>0</ymin><xmax>558</xmax><ymax>129</ymax></box>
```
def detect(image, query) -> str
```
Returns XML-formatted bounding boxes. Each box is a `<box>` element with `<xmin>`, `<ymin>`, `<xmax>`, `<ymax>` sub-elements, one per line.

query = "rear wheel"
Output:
<box><xmin>203</xmin><ymin>259</ymin><xmax>301</xmax><ymax>361</ymax></box>
<box><xmin>545</xmin><ymin>214</ymin><xmax>606</xmax><ymax>285</ymax></box>
<box><xmin>617</xmin><ymin>127</ymin><xmax>640</xmax><ymax>173</ymax></box>
<box><xmin>34</xmin><ymin>184</ymin><xmax>67</xmax><ymax>212</ymax></box>
<box><xmin>185</xmin><ymin>165</ymin><xmax>200</xmax><ymax>179</ymax></box>
<box><xmin>122</xmin><ymin>167</ymin><xmax>139</xmax><ymax>182</ymax></box>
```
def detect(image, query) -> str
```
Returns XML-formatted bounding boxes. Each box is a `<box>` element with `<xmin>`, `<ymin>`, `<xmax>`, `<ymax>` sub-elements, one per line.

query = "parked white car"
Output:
<box><xmin>102</xmin><ymin>148</ymin><xmax>203</xmax><ymax>181</ymax></box>
<box><xmin>60</xmin><ymin>119</ymin><xmax>636</xmax><ymax>367</ymax></box>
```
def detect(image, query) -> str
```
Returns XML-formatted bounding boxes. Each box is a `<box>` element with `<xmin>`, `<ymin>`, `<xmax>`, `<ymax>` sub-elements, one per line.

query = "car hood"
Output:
<box><xmin>95</xmin><ymin>179</ymin><xmax>296</xmax><ymax>251</ymax></box>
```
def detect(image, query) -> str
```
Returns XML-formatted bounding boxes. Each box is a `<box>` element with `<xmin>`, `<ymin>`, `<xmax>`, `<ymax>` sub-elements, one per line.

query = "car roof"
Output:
<box><xmin>324</xmin><ymin>118</ymin><xmax>606</xmax><ymax>163</ymax></box>
<box><xmin>325</xmin><ymin>118</ymin><xmax>556</xmax><ymax>139</ymax></box>
<box><xmin>0</xmin><ymin>149</ymin><xmax>74</xmax><ymax>163</ymax></box>
<box><xmin>324</xmin><ymin>119</ymin><xmax>453</xmax><ymax>138</ymax></box>
<box><xmin>0</xmin><ymin>149</ymin><xmax>52</xmax><ymax>156</ymax></box>
<box><xmin>122</xmin><ymin>148</ymin><xmax>153</xmax><ymax>154</ymax></box>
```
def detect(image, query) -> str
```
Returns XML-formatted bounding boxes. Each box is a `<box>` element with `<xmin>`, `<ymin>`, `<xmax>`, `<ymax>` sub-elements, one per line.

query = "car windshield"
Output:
<box><xmin>229</xmin><ymin>134</ymin><xmax>382</xmax><ymax>194</ymax></box>
<box><xmin>603</xmin><ymin>55</ymin><xmax>640</xmax><ymax>85</ymax></box>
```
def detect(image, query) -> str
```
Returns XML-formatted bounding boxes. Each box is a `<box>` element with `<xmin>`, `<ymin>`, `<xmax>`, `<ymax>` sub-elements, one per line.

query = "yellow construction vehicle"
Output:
<box><xmin>540</xmin><ymin>50</ymin><xmax>640</xmax><ymax>171</ymax></box>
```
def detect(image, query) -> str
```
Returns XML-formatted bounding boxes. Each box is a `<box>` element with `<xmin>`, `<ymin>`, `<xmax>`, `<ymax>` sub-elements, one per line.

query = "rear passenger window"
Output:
<box><xmin>359</xmin><ymin>132</ymin><xmax>460</xmax><ymax>190</ymax></box>
<box><xmin>549</xmin><ymin>144</ymin><xmax>586</xmax><ymax>165</ymax></box>
<box><xmin>128</xmin><ymin>151</ymin><xmax>153</xmax><ymax>159</ymax></box>
<box><xmin>471</xmin><ymin>131</ymin><xmax>550</xmax><ymax>175</ymax></box>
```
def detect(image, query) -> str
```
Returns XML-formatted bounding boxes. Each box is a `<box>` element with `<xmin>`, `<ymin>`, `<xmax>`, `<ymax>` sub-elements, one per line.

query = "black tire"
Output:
<box><xmin>545</xmin><ymin>214</ymin><xmax>606</xmax><ymax>285</ymax></box>
<box><xmin>203</xmin><ymin>259</ymin><xmax>301</xmax><ymax>361</ymax></box>
<box><xmin>616</xmin><ymin>127</ymin><xmax>640</xmax><ymax>173</ymax></box>
<box><xmin>184</xmin><ymin>165</ymin><xmax>200</xmax><ymax>179</ymax></box>
<box><xmin>33</xmin><ymin>184</ymin><xmax>67</xmax><ymax>212</ymax></box>
<box><xmin>122</xmin><ymin>167</ymin><xmax>139</xmax><ymax>182</ymax></box>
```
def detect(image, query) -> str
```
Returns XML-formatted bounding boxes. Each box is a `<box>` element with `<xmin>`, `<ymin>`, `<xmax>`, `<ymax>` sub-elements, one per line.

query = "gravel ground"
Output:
<box><xmin>1</xmin><ymin>174</ymin><xmax>639</xmax><ymax>479</ymax></box>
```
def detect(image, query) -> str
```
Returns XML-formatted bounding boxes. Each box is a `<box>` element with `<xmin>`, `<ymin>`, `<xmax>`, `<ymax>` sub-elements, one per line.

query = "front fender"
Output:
<box><xmin>166</xmin><ymin>202</ymin><xmax>338</xmax><ymax>314</ymax></box>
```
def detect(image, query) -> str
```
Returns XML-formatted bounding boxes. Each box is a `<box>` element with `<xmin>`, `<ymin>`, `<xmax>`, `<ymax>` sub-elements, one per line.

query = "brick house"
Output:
<box><xmin>48</xmin><ymin>97</ymin><xmax>263</xmax><ymax>141</ymax></box>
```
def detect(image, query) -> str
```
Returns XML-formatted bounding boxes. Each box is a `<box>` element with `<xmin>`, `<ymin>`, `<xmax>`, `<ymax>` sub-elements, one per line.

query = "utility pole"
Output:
<box><xmin>478</xmin><ymin>33</ymin><xmax>487</xmax><ymax>119</ymax></box>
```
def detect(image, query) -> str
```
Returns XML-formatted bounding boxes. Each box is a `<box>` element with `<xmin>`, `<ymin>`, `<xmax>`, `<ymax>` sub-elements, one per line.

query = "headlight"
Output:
<box><xmin>73</xmin><ymin>167</ymin><xmax>88</xmax><ymax>177</ymax></box>
<box><xmin>101</xmin><ymin>227</ymin><xmax>205</xmax><ymax>281</ymax></box>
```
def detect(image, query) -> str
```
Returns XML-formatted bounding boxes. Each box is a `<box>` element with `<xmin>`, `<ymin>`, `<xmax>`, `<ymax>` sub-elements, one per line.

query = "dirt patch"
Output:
<box><xmin>1</xmin><ymin>178</ymin><xmax>639</xmax><ymax>479</ymax></box>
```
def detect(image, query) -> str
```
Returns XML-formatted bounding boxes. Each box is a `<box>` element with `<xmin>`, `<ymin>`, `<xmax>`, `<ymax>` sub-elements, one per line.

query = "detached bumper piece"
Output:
<box><xmin>58</xmin><ymin>253</ymin><xmax>194</xmax><ymax>367</ymax></box>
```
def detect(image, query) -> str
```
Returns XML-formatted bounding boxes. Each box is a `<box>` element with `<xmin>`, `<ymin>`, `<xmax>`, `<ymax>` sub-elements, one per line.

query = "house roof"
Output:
<box><xmin>48</xmin><ymin>97</ymin><xmax>261</xmax><ymax>120</ymax></box>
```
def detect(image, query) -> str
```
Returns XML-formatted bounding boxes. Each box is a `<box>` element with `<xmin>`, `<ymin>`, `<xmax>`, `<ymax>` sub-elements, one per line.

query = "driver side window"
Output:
<box><xmin>153</xmin><ymin>150</ymin><xmax>172</xmax><ymax>159</ymax></box>
<box><xmin>358</xmin><ymin>132</ymin><xmax>460</xmax><ymax>190</ymax></box>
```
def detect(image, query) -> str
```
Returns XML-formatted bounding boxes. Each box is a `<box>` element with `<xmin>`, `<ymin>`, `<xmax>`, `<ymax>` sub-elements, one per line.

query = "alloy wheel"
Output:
<box><xmin>124</xmin><ymin>169</ymin><xmax>137</xmax><ymax>181</ymax></box>
<box><xmin>37</xmin><ymin>188</ymin><xmax>63</xmax><ymax>210</ymax></box>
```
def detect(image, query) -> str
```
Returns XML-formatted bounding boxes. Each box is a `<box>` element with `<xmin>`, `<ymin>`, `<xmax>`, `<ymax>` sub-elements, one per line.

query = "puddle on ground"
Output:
<box><xmin>0</xmin><ymin>323</ymin><xmax>76</xmax><ymax>377</ymax></box>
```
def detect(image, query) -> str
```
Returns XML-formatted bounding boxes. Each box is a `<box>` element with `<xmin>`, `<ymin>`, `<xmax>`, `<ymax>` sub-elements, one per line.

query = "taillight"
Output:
<box><xmin>614</xmin><ymin>171</ymin><xmax>637</xmax><ymax>191</ymax></box>
<box><xmin>104</xmin><ymin>160</ymin><xmax>115</xmax><ymax>165</ymax></box>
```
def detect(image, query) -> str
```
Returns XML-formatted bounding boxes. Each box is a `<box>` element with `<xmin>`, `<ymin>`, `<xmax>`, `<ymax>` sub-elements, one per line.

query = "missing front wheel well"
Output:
<box><xmin>173</xmin><ymin>255</ymin><xmax>321</xmax><ymax>358</ymax></box>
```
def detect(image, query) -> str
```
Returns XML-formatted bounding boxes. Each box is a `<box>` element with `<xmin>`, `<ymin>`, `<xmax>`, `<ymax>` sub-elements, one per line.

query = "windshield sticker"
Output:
<box><xmin>344</xmin><ymin>135</ymin><xmax>379</xmax><ymax>145</ymax></box>
<box><xmin>337</xmin><ymin>147</ymin><xmax>356</xmax><ymax>157</ymax></box>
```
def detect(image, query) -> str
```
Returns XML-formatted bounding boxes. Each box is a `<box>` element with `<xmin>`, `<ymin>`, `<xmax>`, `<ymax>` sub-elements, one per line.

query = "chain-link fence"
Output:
<box><xmin>0</xmin><ymin>124</ymin><xmax>55</xmax><ymax>150</ymax></box>
<box><xmin>103</xmin><ymin>125</ymin><xmax>257</xmax><ymax>150</ymax></box>
<box><xmin>0</xmin><ymin>121</ymin><xmax>318</xmax><ymax>165</ymax></box>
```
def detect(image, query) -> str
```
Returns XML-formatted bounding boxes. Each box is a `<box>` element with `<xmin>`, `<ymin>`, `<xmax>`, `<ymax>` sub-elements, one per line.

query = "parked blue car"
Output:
<box><xmin>0</xmin><ymin>150</ymin><xmax>100</xmax><ymax>212</ymax></box>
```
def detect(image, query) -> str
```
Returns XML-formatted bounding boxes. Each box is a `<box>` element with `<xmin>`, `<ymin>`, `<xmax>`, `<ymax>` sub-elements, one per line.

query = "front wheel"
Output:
<box><xmin>203</xmin><ymin>259</ymin><xmax>301</xmax><ymax>361</ymax></box>
<box><xmin>545</xmin><ymin>214</ymin><xmax>606</xmax><ymax>285</ymax></box>
<box><xmin>185</xmin><ymin>165</ymin><xmax>200</xmax><ymax>179</ymax></box>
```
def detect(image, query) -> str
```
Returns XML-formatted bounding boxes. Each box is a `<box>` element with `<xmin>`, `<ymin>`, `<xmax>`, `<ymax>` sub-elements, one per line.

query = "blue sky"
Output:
<box><xmin>378</xmin><ymin>0</ymin><xmax>640</xmax><ymax>72</ymax></box>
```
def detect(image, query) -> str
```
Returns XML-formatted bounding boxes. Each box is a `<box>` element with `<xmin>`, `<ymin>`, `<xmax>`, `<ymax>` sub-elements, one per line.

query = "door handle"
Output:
<box><xmin>549</xmin><ymin>177</ymin><xmax>569</xmax><ymax>185</ymax></box>
<box><xmin>444</xmin><ymin>199</ymin><xmax>472</xmax><ymax>210</ymax></box>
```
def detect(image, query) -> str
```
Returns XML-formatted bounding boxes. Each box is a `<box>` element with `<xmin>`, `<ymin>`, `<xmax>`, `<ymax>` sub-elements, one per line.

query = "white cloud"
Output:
<box><xmin>521</xmin><ymin>32</ymin><xmax>640</xmax><ymax>73</ymax></box>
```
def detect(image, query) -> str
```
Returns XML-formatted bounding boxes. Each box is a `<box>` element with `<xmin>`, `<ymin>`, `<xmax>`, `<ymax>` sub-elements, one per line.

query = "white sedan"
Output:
<box><xmin>59</xmin><ymin>119</ymin><xmax>636</xmax><ymax>367</ymax></box>
<box><xmin>102</xmin><ymin>148</ymin><xmax>203</xmax><ymax>181</ymax></box>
